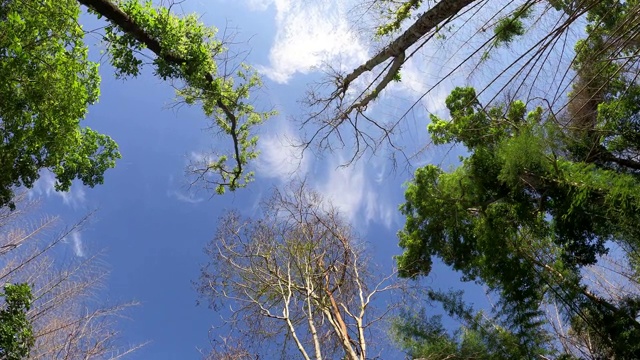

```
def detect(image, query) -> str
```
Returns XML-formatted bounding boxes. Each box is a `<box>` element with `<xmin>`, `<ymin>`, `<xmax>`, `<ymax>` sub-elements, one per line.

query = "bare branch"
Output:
<box><xmin>197</xmin><ymin>180</ymin><xmax>401</xmax><ymax>359</ymax></box>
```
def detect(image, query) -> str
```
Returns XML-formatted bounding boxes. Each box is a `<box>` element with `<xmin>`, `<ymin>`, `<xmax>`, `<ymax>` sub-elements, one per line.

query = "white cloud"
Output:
<box><xmin>188</xmin><ymin>151</ymin><xmax>210</xmax><ymax>165</ymax></box>
<box><xmin>167</xmin><ymin>190</ymin><xmax>204</xmax><ymax>204</ymax></box>
<box><xmin>256</xmin><ymin>119</ymin><xmax>310</xmax><ymax>182</ymax></box>
<box><xmin>315</xmin><ymin>161</ymin><xmax>365</xmax><ymax>224</ymax></box>
<box><xmin>167</xmin><ymin>173</ymin><xmax>205</xmax><ymax>204</ymax></box>
<box><xmin>29</xmin><ymin>171</ymin><xmax>86</xmax><ymax>209</ymax></box>
<box><xmin>253</xmin><ymin>0</ymin><xmax>368</xmax><ymax>83</ymax></box>
<box><xmin>392</xmin><ymin>56</ymin><xmax>452</xmax><ymax>115</ymax></box>
<box><xmin>315</xmin><ymin>155</ymin><xmax>396</xmax><ymax>230</ymax></box>
<box><xmin>65</xmin><ymin>231</ymin><xmax>85</xmax><ymax>257</ymax></box>
<box><xmin>256</xmin><ymin>132</ymin><xmax>396</xmax><ymax>229</ymax></box>
<box><xmin>364</xmin><ymin>190</ymin><xmax>395</xmax><ymax>229</ymax></box>
<box><xmin>243</xmin><ymin>0</ymin><xmax>274</xmax><ymax>11</ymax></box>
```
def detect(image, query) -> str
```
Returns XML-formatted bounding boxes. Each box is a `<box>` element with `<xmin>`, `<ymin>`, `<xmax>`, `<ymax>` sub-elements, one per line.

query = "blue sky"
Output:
<box><xmin>25</xmin><ymin>0</ymin><xmax>499</xmax><ymax>358</ymax></box>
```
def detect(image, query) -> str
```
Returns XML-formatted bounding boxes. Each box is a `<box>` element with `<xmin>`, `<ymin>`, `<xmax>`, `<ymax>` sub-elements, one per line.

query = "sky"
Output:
<box><xmin>24</xmin><ymin>0</ymin><xmax>494</xmax><ymax>358</ymax></box>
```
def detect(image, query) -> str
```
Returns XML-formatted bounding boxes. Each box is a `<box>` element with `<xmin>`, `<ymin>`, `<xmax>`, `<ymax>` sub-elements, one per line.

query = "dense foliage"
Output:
<box><xmin>396</xmin><ymin>1</ymin><xmax>640</xmax><ymax>357</ymax></box>
<box><xmin>0</xmin><ymin>283</ymin><xmax>33</xmax><ymax>360</ymax></box>
<box><xmin>0</xmin><ymin>0</ymin><xmax>269</xmax><ymax>210</ymax></box>
<box><xmin>0</xmin><ymin>0</ymin><xmax>118</xmax><ymax>210</ymax></box>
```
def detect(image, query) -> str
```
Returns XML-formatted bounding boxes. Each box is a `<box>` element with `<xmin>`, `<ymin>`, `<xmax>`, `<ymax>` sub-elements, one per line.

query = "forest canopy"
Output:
<box><xmin>3</xmin><ymin>0</ymin><xmax>640</xmax><ymax>359</ymax></box>
<box><xmin>396</xmin><ymin>0</ymin><xmax>640</xmax><ymax>358</ymax></box>
<box><xmin>0</xmin><ymin>0</ymin><xmax>270</xmax><ymax>210</ymax></box>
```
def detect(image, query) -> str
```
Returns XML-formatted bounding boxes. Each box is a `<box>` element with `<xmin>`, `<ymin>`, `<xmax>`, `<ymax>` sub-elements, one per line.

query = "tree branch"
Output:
<box><xmin>77</xmin><ymin>0</ymin><xmax>253</xmax><ymax>191</ymax></box>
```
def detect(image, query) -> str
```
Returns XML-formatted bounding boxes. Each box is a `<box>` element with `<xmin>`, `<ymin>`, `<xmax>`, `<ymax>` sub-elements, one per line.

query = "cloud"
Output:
<box><xmin>364</xmin><ymin>190</ymin><xmax>396</xmax><ymax>229</ymax></box>
<box><xmin>167</xmin><ymin>189</ymin><xmax>204</xmax><ymax>204</ymax></box>
<box><xmin>188</xmin><ymin>151</ymin><xmax>210</xmax><ymax>165</ymax></box>
<box><xmin>65</xmin><ymin>231</ymin><xmax>85</xmax><ymax>257</ymax></box>
<box><xmin>256</xmin><ymin>130</ymin><xmax>396</xmax><ymax>229</ymax></box>
<box><xmin>315</xmin><ymin>161</ymin><xmax>365</xmax><ymax>225</ymax></box>
<box><xmin>242</xmin><ymin>0</ymin><xmax>273</xmax><ymax>11</ymax></box>
<box><xmin>29</xmin><ymin>171</ymin><xmax>86</xmax><ymax>209</ymax></box>
<box><xmin>253</xmin><ymin>0</ymin><xmax>368</xmax><ymax>83</ymax></box>
<box><xmin>167</xmin><ymin>173</ymin><xmax>205</xmax><ymax>204</ymax></box>
<box><xmin>256</xmin><ymin>119</ymin><xmax>310</xmax><ymax>182</ymax></box>
<box><xmin>315</xmin><ymin>155</ymin><xmax>397</xmax><ymax>230</ymax></box>
<box><xmin>391</xmin><ymin>56</ymin><xmax>452</xmax><ymax>115</ymax></box>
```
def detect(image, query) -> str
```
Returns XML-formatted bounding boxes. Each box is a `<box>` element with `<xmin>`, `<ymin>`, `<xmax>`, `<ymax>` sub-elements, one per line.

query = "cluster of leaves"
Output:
<box><xmin>392</xmin><ymin>290</ymin><xmax>542</xmax><ymax>359</ymax></box>
<box><xmin>375</xmin><ymin>0</ymin><xmax>423</xmax><ymax>37</ymax></box>
<box><xmin>395</xmin><ymin>3</ymin><xmax>640</xmax><ymax>350</ymax></box>
<box><xmin>0</xmin><ymin>0</ymin><xmax>120</xmax><ymax>210</ymax></box>
<box><xmin>397</xmin><ymin>79</ymin><xmax>640</xmax><ymax>356</ymax></box>
<box><xmin>492</xmin><ymin>2</ymin><xmax>535</xmax><ymax>46</ymax></box>
<box><xmin>0</xmin><ymin>283</ymin><xmax>34</xmax><ymax>360</ymax></box>
<box><xmin>0</xmin><ymin>0</ymin><xmax>272</xmax><ymax>211</ymax></box>
<box><xmin>92</xmin><ymin>0</ymin><xmax>273</xmax><ymax>194</ymax></box>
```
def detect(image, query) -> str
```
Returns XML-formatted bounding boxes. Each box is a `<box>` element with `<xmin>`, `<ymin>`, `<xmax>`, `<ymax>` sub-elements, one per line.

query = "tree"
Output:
<box><xmin>391</xmin><ymin>290</ymin><xmax>547</xmax><ymax>360</ymax></box>
<box><xmin>391</xmin><ymin>0</ymin><xmax>640</xmax><ymax>357</ymax></box>
<box><xmin>0</xmin><ymin>194</ymin><xmax>143</xmax><ymax>359</ymax></box>
<box><xmin>397</xmin><ymin>88</ymin><xmax>640</xmax><ymax>356</ymax></box>
<box><xmin>0</xmin><ymin>0</ymin><xmax>271</xmax><ymax>209</ymax></box>
<box><xmin>545</xmin><ymin>254</ymin><xmax>640</xmax><ymax>359</ymax></box>
<box><xmin>197</xmin><ymin>181</ymin><xmax>398</xmax><ymax>360</ymax></box>
<box><xmin>0</xmin><ymin>283</ymin><xmax>34</xmax><ymax>360</ymax></box>
<box><xmin>304</xmin><ymin>0</ymin><xmax>639</xmax><ymax>164</ymax></box>
<box><xmin>0</xmin><ymin>0</ymin><xmax>119</xmax><ymax>210</ymax></box>
<box><xmin>397</xmin><ymin>88</ymin><xmax>640</xmax><ymax>358</ymax></box>
<box><xmin>393</xmin><ymin>256</ymin><xmax>640</xmax><ymax>359</ymax></box>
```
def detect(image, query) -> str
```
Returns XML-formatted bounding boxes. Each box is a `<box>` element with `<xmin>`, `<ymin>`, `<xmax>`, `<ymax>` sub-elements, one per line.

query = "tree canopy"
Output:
<box><xmin>0</xmin><ymin>0</ymin><xmax>270</xmax><ymax>210</ymax></box>
<box><xmin>396</xmin><ymin>1</ymin><xmax>640</xmax><ymax>357</ymax></box>
<box><xmin>0</xmin><ymin>0</ymin><xmax>118</xmax><ymax>210</ymax></box>
<box><xmin>6</xmin><ymin>0</ymin><xmax>640</xmax><ymax>358</ymax></box>
<box><xmin>0</xmin><ymin>283</ymin><xmax>34</xmax><ymax>360</ymax></box>
<box><xmin>197</xmin><ymin>181</ymin><xmax>398</xmax><ymax>360</ymax></box>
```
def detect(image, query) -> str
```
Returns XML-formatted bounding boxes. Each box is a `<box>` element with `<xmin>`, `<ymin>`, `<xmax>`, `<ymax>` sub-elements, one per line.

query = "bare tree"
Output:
<box><xmin>197</xmin><ymin>181</ymin><xmax>399</xmax><ymax>360</ymax></box>
<box><xmin>0</xmin><ymin>195</ymin><xmax>144</xmax><ymax>359</ymax></box>
<box><xmin>304</xmin><ymin>0</ymin><xmax>640</xmax><ymax>165</ymax></box>
<box><xmin>199</xmin><ymin>336</ymin><xmax>257</xmax><ymax>360</ymax></box>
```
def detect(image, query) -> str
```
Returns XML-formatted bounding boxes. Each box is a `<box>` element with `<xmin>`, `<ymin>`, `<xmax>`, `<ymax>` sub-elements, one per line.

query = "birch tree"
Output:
<box><xmin>197</xmin><ymin>182</ymin><xmax>398</xmax><ymax>360</ymax></box>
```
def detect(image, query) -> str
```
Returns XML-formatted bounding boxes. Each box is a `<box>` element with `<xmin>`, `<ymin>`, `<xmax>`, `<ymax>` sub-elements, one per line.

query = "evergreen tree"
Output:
<box><xmin>397</xmin><ymin>2</ymin><xmax>640</xmax><ymax>357</ymax></box>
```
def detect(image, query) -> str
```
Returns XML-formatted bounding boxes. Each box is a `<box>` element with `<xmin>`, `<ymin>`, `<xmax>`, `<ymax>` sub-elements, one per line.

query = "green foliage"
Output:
<box><xmin>492</xmin><ymin>3</ymin><xmax>534</xmax><ymax>46</ymax></box>
<box><xmin>395</xmin><ymin>1</ymin><xmax>640</xmax><ymax>357</ymax></box>
<box><xmin>376</xmin><ymin>0</ymin><xmax>423</xmax><ymax>37</ymax></box>
<box><xmin>479</xmin><ymin>2</ymin><xmax>537</xmax><ymax>62</ymax></box>
<box><xmin>569</xmin><ymin>296</ymin><xmax>640</xmax><ymax>359</ymax></box>
<box><xmin>566</xmin><ymin>0</ymin><xmax>640</xmax><ymax>173</ymax></box>
<box><xmin>100</xmin><ymin>0</ymin><xmax>272</xmax><ymax>193</ymax></box>
<box><xmin>0</xmin><ymin>0</ymin><xmax>120</xmax><ymax>210</ymax></box>
<box><xmin>392</xmin><ymin>311</ymin><xmax>458</xmax><ymax>359</ymax></box>
<box><xmin>392</xmin><ymin>290</ymin><xmax>550</xmax><ymax>359</ymax></box>
<box><xmin>399</xmin><ymin>80</ymin><xmax>640</xmax><ymax>357</ymax></box>
<box><xmin>0</xmin><ymin>0</ymin><xmax>270</xmax><ymax>209</ymax></box>
<box><xmin>0</xmin><ymin>283</ymin><xmax>34</xmax><ymax>360</ymax></box>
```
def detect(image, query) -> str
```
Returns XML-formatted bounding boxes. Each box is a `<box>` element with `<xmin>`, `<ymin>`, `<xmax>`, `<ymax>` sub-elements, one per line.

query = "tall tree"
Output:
<box><xmin>304</xmin><ymin>0</ymin><xmax>638</xmax><ymax>164</ymax></box>
<box><xmin>0</xmin><ymin>0</ymin><xmax>118</xmax><ymax>210</ymax></box>
<box><xmin>0</xmin><ymin>283</ymin><xmax>34</xmax><ymax>360</ymax></box>
<box><xmin>392</xmin><ymin>0</ymin><xmax>640</xmax><ymax>357</ymax></box>
<box><xmin>197</xmin><ymin>181</ymin><xmax>399</xmax><ymax>360</ymax></box>
<box><xmin>0</xmin><ymin>0</ymin><xmax>270</xmax><ymax>210</ymax></box>
<box><xmin>397</xmin><ymin>87</ymin><xmax>640</xmax><ymax>357</ymax></box>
